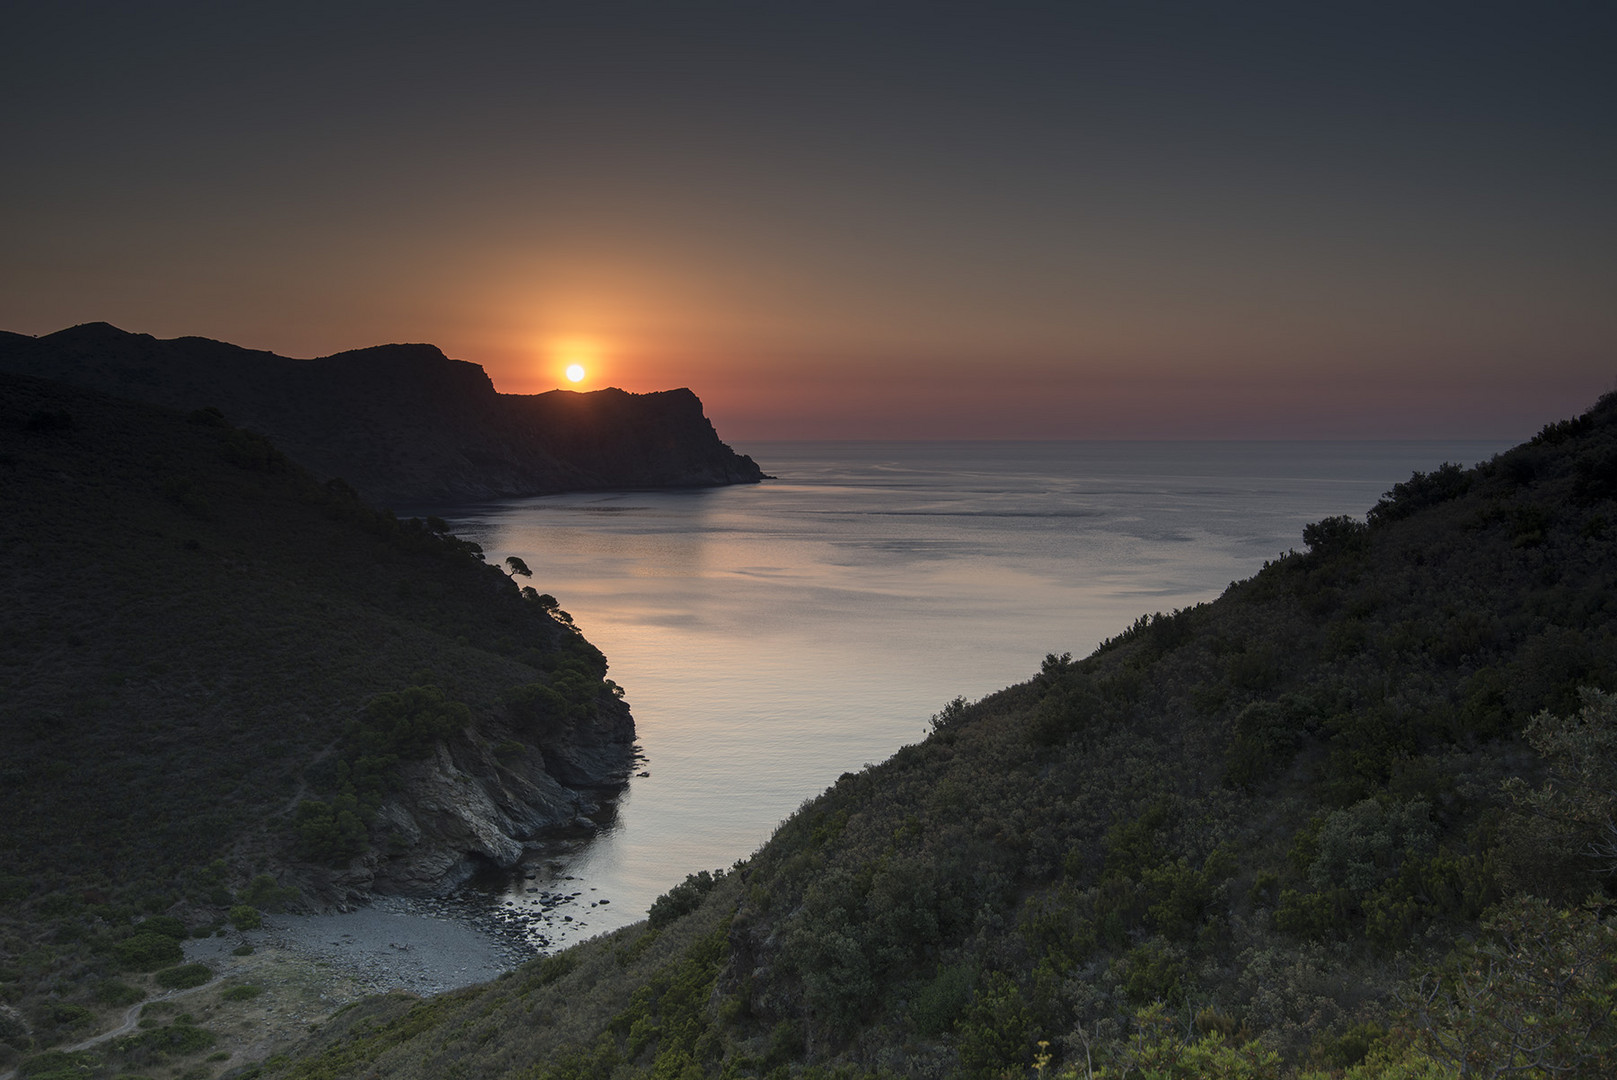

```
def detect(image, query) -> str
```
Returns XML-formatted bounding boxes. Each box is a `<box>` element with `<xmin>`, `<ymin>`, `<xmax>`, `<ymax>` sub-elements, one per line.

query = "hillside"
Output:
<box><xmin>0</xmin><ymin>323</ymin><xmax>767</xmax><ymax>506</ymax></box>
<box><xmin>0</xmin><ymin>373</ymin><xmax>635</xmax><ymax>1067</ymax></box>
<box><xmin>240</xmin><ymin>396</ymin><xmax>1617</xmax><ymax>1080</ymax></box>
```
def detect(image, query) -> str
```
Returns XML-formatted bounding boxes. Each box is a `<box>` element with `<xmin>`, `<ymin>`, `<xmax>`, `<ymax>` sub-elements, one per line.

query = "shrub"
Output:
<box><xmin>138</xmin><ymin>916</ymin><xmax>188</xmax><ymax>941</ymax></box>
<box><xmin>1367</xmin><ymin>462</ymin><xmax>1472</xmax><ymax>526</ymax></box>
<box><xmin>238</xmin><ymin>874</ymin><xmax>299</xmax><ymax>912</ymax></box>
<box><xmin>221</xmin><ymin>428</ymin><xmax>283</xmax><ymax>471</ymax></box>
<box><xmin>154</xmin><ymin>964</ymin><xmax>212</xmax><ymax>990</ymax></box>
<box><xmin>1273</xmin><ymin>888</ymin><xmax>1354</xmax><ymax>939</ymax></box>
<box><xmin>505</xmin><ymin>660</ymin><xmax>604</xmax><ymax>728</ymax></box>
<box><xmin>94</xmin><ymin>979</ymin><xmax>146</xmax><ymax>1006</ymax></box>
<box><xmin>1117</xmin><ymin>939</ymin><xmax>1188</xmax><ymax>1005</ymax></box>
<box><xmin>222</xmin><ymin>985</ymin><xmax>263</xmax><ymax>1001</ymax></box>
<box><xmin>24</xmin><ymin>409</ymin><xmax>73</xmax><ymax>434</ymax></box>
<box><xmin>954</xmin><ymin>971</ymin><xmax>1034</xmax><ymax>1080</ymax></box>
<box><xmin>1226</xmin><ymin>698</ymin><xmax>1313</xmax><ymax>789</ymax></box>
<box><xmin>293</xmin><ymin>795</ymin><xmax>370</xmax><ymax>863</ymax></box>
<box><xmin>187</xmin><ymin>406</ymin><xmax>228</xmax><ymax>426</ymax></box>
<box><xmin>116</xmin><ymin>1020</ymin><xmax>216</xmax><ymax>1058</ymax></box>
<box><xmin>29</xmin><ymin>1001</ymin><xmax>92</xmax><ymax>1036</ymax></box>
<box><xmin>910</xmin><ymin>963</ymin><xmax>975</xmax><ymax>1036</ymax></box>
<box><xmin>648</xmin><ymin>870</ymin><xmax>723</xmax><ymax>929</ymax></box>
<box><xmin>16</xmin><ymin>1049</ymin><xmax>101</xmax><ymax>1078</ymax></box>
<box><xmin>1302</xmin><ymin>514</ymin><xmax>1368</xmax><ymax>554</ymax></box>
<box><xmin>1097</xmin><ymin>1004</ymin><xmax>1282</xmax><ymax>1079</ymax></box>
<box><xmin>1308</xmin><ymin>798</ymin><xmax>1435</xmax><ymax>894</ymax></box>
<box><xmin>115</xmin><ymin>932</ymin><xmax>184</xmax><ymax>971</ymax></box>
<box><xmin>228</xmin><ymin>905</ymin><xmax>262</xmax><ymax>930</ymax></box>
<box><xmin>1408</xmin><ymin>896</ymin><xmax>1617</xmax><ymax>1078</ymax></box>
<box><xmin>349</xmin><ymin>685</ymin><xmax>469</xmax><ymax>760</ymax></box>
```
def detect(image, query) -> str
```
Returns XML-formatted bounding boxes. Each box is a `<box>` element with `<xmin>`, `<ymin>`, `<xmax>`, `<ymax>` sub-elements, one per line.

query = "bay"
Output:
<box><xmin>437</xmin><ymin>439</ymin><xmax>1511</xmax><ymax>947</ymax></box>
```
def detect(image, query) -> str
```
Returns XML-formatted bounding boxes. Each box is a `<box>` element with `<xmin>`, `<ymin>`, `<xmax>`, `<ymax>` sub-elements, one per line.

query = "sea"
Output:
<box><xmin>435</xmin><ymin>439</ymin><xmax>1512</xmax><ymax>949</ymax></box>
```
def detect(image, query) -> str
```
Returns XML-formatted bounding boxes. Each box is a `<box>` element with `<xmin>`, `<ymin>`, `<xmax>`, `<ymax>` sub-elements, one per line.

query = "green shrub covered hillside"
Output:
<box><xmin>0</xmin><ymin>371</ymin><xmax>632</xmax><ymax>1057</ymax></box>
<box><xmin>258</xmin><ymin>393</ymin><xmax>1617</xmax><ymax>1080</ymax></box>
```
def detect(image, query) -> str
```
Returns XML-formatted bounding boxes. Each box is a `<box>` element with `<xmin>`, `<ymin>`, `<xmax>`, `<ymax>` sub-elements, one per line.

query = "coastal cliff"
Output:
<box><xmin>0</xmin><ymin>323</ymin><xmax>766</xmax><ymax>506</ymax></box>
<box><xmin>0</xmin><ymin>370</ymin><xmax>634</xmax><ymax>917</ymax></box>
<box><xmin>316</xmin><ymin>687</ymin><xmax>634</xmax><ymax>903</ymax></box>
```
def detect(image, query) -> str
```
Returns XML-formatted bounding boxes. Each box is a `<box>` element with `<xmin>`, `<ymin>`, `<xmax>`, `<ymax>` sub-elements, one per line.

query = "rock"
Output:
<box><xmin>0</xmin><ymin>323</ymin><xmax>769</xmax><ymax>508</ymax></box>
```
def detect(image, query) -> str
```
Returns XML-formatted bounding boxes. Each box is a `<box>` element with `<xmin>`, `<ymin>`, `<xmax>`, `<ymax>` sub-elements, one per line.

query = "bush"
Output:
<box><xmin>1308</xmin><ymin>798</ymin><xmax>1435</xmax><ymax>894</ymax></box>
<box><xmin>1225</xmin><ymin>698</ymin><xmax>1312</xmax><ymax>789</ymax></box>
<box><xmin>648</xmin><ymin>869</ymin><xmax>723</xmax><ymax>929</ymax></box>
<box><xmin>1368</xmin><ymin>462</ymin><xmax>1472</xmax><ymax>526</ymax></box>
<box><xmin>1099</xmin><ymin>1004</ymin><xmax>1282</xmax><ymax>1079</ymax></box>
<box><xmin>1117</xmin><ymin>939</ymin><xmax>1188</xmax><ymax>1005</ymax></box>
<box><xmin>294</xmin><ymin>795</ymin><xmax>370</xmax><ymax>863</ymax></box>
<box><xmin>954</xmin><ymin>971</ymin><xmax>1034</xmax><ymax>1079</ymax></box>
<box><xmin>228</xmin><ymin>905</ymin><xmax>262</xmax><ymax>930</ymax></box>
<box><xmin>1302</xmin><ymin>514</ymin><xmax>1368</xmax><ymax>554</ymax></box>
<box><xmin>115</xmin><ymin>932</ymin><xmax>184</xmax><ymax>971</ymax></box>
<box><xmin>221</xmin><ymin>428</ymin><xmax>283</xmax><ymax>471</ymax></box>
<box><xmin>349</xmin><ymin>685</ymin><xmax>470</xmax><ymax>760</ymax></box>
<box><xmin>29</xmin><ymin>1001</ymin><xmax>92</xmax><ymax>1036</ymax></box>
<box><xmin>222</xmin><ymin>984</ymin><xmax>263</xmax><ymax>1001</ymax></box>
<box><xmin>115</xmin><ymin>1020</ymin><xmax>216</xmax><ymax>1058</ymax></box>
<box><xmin>1408</xmin><ymin>897</ymin><xmax>1617</xmax><ymax>1078</ymax></box>
<box><xmin>138</xmin><ymin>915</ymin><xmax>188</xmax><ymax>941</ymax></box>
<box><xmin>909</xmin><ymin>963</ymin><xmax>975</xmax><ymax>1036</ymax></box>
<box><xmin>94</xmin><ymin>979</ymin><xmax>147</xmax><ymax>1006</ymax></box>
<box><xmin>154</xmin><ymin>964</ymin><xmax>212</xmax><ymax>990</ymax></box>
<box><xmin>16</xmin><ymin>1049</ymin><xmax>101</xmax><ymax>1078</ymax></box>
<box><xmin>238</xmin><ymin>873</ymin><xmax>299</xmax><ymax>912</ymax></box>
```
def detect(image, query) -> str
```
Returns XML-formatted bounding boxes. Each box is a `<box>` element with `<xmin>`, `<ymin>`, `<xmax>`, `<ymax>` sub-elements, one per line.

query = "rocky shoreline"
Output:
<box><xmin>183</xmin><ymin>879</ymin><xmax>626</xmax><ymax>999</ymax></box>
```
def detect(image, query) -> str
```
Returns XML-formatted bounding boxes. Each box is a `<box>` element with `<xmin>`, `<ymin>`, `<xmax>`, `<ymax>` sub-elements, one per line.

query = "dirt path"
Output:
<box><xmin>0</xmin><ymin>898</ymin><xmax>530</xmax><ymax>1080</ymax></box>
<box><xmin>59</xmin><ymin>976</ymin><xmax>221</xmax><ymax>1053</ymax></box>
<box><xmin>0</xmin><ymin>977</ymin><xmax>221</xmax><ymax>1080</ymax></box>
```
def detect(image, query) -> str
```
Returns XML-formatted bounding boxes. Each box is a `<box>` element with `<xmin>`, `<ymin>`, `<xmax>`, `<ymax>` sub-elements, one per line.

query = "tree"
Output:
<box><xmin>1508</xmin><ymin>689</ymin><xmax>1617</xmax><ymax>879</ymax></box>
<box><xmin>505</xmin><ymin>555</ymin><xmax>532</xmax><ymax>578</ymax></box>
<box><xmin>1408</xmin><ymin>896</ymin><xmax>1617</xmax><ymax>1079</ymax></box>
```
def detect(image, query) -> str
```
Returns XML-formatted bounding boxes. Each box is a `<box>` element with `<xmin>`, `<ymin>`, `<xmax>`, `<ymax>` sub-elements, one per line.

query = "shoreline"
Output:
<box><xmin>186</xmin><ymin>895</ymin><xmax>542</xmax><ymax>997</ymax></box>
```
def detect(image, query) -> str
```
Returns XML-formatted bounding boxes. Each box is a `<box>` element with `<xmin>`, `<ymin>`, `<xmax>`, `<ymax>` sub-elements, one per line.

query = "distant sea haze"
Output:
<box><xmin>434</xmin><ymin>439</ymin><xmax>1512</xmax><ymax>945</ymax></box>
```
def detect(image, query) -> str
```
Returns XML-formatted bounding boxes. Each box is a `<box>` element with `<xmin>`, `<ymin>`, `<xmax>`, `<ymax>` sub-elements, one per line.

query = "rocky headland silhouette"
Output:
<box><xmin>0</xmin><ymin>322</ymin><xmax>767</xmax><ymax>506</ymax></box>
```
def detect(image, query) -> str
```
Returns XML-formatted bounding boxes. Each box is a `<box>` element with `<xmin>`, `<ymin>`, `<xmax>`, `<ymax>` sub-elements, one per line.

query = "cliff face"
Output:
<box><xmin>316</xmin><ymin>693</ymin><xmax>635</xmax><ymax>903</ymax></box>
<box><xmin>0</xmin><ymin>323</ymin><xmax>766</xmax><ymax>506</ymax></box>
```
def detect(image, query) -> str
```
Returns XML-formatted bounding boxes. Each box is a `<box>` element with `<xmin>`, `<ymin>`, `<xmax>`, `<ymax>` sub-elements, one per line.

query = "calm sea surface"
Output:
<box><xmin>438</xmin><ymin>440</ymin><xmax>1510</xmax><ymax>946</ymax></box>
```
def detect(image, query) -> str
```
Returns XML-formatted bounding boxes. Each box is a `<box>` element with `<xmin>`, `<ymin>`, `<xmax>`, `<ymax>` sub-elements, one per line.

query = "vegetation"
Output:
<box><xmin>0</xmin><ymin>372</ymin><xmax>627</xmax><ymax>1064</ymax></box>
<box><xmin>10</xmin><ymin>365</ymin><xmax>1617</xmax><ymax>1078</ymax></box>
<box><xmin>245</xmin><ymin>390</ymin><xmax>1617</xmax><ymax>1079</ymax></box>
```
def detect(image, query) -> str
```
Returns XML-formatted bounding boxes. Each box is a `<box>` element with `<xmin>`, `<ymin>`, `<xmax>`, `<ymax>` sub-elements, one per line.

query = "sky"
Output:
<box><xmin>4</xmin><ymin>2</ymin><xmax>1615</xmax><ymax>440</ymax></box>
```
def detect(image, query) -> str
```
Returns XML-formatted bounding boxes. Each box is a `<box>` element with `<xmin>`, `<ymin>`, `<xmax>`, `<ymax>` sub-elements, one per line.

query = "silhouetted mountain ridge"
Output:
<box><xmin>0</xmin><ymin>323</ymin><xmax>766</xmax><ymax>505</ymax></box>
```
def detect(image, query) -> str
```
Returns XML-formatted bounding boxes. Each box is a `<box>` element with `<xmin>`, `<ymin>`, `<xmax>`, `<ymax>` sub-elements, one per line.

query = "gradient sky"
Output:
<box><xmin>4</xmin><ymin>2</ymin><xmax>1614</xmax><ymax>440</ymax></box>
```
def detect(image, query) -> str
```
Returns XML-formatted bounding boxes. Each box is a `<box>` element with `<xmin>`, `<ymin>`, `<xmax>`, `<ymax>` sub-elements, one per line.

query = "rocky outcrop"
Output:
<box><xmin>304</xmin><ymin>692</ymin><xmax>636</xmax><ymax>906</ymax></box>
<box><xmin>0</xmin><ymin>322</ymin><xmax>767</xmax><ymax>507</ymax></box>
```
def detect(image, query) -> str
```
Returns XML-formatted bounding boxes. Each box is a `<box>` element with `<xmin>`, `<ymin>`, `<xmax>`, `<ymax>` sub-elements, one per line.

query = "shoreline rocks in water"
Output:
<box><xmin>189</xmin><ymin>897</ymin><xmax>531</xmax><ymax>997</ymax></box>
<box><xmin>185</xmin><ymin>883</ymin><xmax>628</xmax><ymax>998</ymax></box>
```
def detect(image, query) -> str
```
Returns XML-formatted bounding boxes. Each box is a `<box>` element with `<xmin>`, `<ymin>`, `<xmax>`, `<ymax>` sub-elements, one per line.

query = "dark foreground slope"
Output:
<box><xmin>0</xmin><ymin>373</ymin><xmax>634</xmax><ymax>1058</ymax></box>
<box><xmin>256</xmin><ymin>397</ymin><xmax>1617</xmax><ymax>1080</ymax></box>
<box><xmin>0</xmin><ymin>323</ymin><xmax>766</xmax><ymax>506</ymax></box>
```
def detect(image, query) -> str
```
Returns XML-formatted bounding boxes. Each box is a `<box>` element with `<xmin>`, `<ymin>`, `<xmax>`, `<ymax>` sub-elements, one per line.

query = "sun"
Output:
<box><xmin>565</xmin><ymin>363</ymin><xmax>586</xmax><ymax>384</ymax></box>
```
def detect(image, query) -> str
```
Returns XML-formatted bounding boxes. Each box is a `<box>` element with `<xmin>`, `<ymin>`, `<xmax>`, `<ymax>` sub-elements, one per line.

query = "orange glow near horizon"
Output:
<box><xmin>548</xmin><ymin>337</ymin><xmax>604</xmax><ymax>389</ymax></box>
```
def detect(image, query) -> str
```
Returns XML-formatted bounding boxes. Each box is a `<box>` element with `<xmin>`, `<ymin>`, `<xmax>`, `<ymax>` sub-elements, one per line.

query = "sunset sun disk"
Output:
<box><xmin>565</xmin><ymin>364</ymin><xmax>586</xmax><ymax>383</ymax></box>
